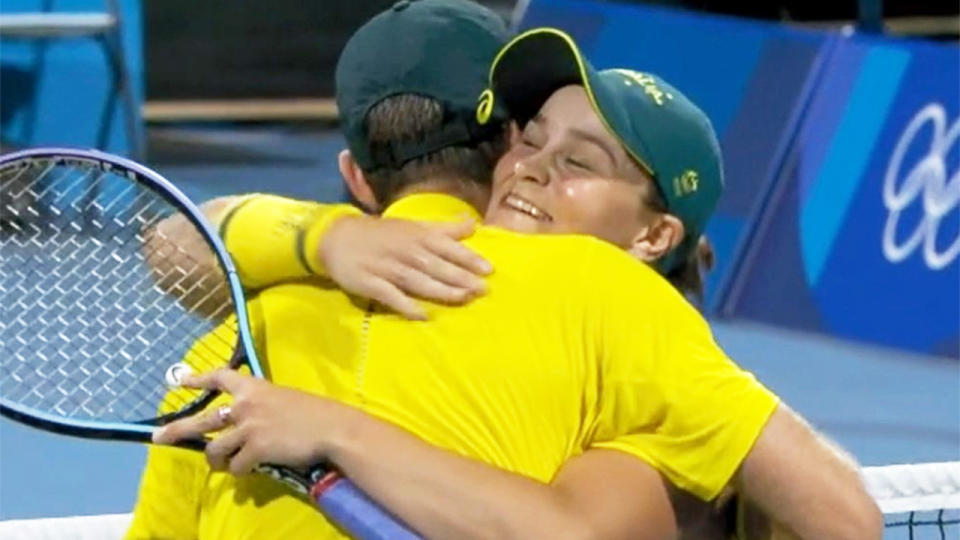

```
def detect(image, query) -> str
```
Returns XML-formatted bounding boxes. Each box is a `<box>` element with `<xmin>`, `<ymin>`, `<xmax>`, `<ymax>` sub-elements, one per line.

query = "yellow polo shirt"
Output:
<box><xmin>126</xmin><ymin>194</ymin><xmax>777</xmax><ymax>540</ymax></box>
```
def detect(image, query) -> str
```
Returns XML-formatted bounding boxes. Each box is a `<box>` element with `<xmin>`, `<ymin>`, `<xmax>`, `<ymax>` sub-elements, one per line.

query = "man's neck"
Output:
<box><xmin>391</xmin><ymin>178</ymin><xmax>490</xmax><ymax>215</ymax></box>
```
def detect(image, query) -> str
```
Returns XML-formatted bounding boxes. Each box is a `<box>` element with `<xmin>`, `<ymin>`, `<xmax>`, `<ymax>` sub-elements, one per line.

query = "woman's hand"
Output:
<box><xmin>319</xmin><ymin>216</ymin><xmax>493</xmax><ymax>320</ymax></box>
<box><xmin>143</xmin><ymin>211</ymin><xmax>231</xmax><ymax>319</ymax></box>
<box><xmin>153</xmin><ymin>369</ymin><xmax>352</xmax><ymax>475</ymax></box>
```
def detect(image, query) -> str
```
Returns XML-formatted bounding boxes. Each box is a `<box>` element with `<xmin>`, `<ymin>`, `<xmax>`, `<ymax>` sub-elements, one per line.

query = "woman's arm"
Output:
<box><xmin>154</xmin><ymin>370</ymin><xmax>677</xmax><ymax>540</ymax></box>
<box><xmin>142</xmin><ymin>197</ymin><xmax>240</xmax><ymax>319</ymax></box>
<box><xmin>317</xmin><ymin>213</ymin><xmax>491</xmax><ymax>320</ymax></box>
<box><xmin>143</xmin><ymin>195</ymin><xmax>491</xmax><ymax>320</ymax></box>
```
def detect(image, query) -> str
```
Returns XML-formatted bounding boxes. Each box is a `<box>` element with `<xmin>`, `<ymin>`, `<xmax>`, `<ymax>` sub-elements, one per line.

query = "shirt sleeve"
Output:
<box><xmin>220</xmin><ymin>195</ymin><xmax>362</xmax><ymax>288</ymax></box>
<box><xmin>125</xmin><ymin>298</ymin><xmax>267</xmax><ymax>539</ymax></box>
<box><xmin>124</xmin><ymin>444</ymin><xmax>207</xmax><ymax>540</ymax></box>
<box><xmin>585</xmin><ymin>242</ymin><xmax>779</xmax><ymax>501</ymax></box>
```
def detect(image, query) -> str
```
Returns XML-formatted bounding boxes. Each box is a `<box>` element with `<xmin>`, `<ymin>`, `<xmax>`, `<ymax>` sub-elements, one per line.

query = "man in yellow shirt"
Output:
<box><xmin>129</xmin><ymin>3</ymin><xmax>880</xmax><ymax>540</ymax></box>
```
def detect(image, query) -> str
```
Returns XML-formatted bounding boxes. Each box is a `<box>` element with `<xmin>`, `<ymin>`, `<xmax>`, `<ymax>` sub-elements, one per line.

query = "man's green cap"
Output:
<box><xmin>485</xmin><ymin>28</ymin><xmax>724</xmax><ymax>271</ymax></box>
<box><xmin>335</xmin><ymin>0</ymin><xmax>510</xmax><ymax>171</ymax></box>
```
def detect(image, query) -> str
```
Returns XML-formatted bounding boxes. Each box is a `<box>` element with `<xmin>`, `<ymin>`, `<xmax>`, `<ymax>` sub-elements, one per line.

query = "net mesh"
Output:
<box><xmin>865</xmin><ymin>462</ymin><xmax>960</xmax><ymax>539</ymax></box>
<box><xmin>0</xmin><ymin>155</ymin><xmax>237</xmax><ymax>424</ymax></box>
<box><xmin>0</xmin><ymin>462</ymin><xmax>955</xmax><ymax>538</ymax></box>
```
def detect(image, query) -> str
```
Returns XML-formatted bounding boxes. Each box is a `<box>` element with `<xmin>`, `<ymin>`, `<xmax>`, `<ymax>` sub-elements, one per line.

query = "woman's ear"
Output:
<box><xmin>627</xmin><ymin>215</ymin><xmax>685</xmax><ymax>263</ymax></box>
<box><xmin>338</xmin><ymin>149</ymin><xmax>379</xmax><ymax>213</ymax></box>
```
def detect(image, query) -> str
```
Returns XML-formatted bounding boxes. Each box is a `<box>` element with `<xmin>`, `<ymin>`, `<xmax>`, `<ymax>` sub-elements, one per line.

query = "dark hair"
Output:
<box><xmin>363</xmin><ymin>94</ymin><xmax>508</xmax><ymax>207</ymax></box>
<box><xmin>643</xmin><ymin>185</ymin><xmax>716</xmax><ymax>304</ymax></box>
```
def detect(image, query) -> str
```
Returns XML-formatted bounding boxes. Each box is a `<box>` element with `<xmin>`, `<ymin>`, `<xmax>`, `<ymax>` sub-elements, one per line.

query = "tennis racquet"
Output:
<box><xmin>0</xmin><ymin>147</ymin><xmax>420</xmax><ymax>540</ymax></box>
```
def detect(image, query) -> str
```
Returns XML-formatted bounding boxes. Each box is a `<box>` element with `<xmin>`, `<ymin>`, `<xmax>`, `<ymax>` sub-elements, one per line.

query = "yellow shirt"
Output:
<box><xmin>126</xmin><ymin>194</ymin><xmax>778</xmax><ymax>540</ymax></box>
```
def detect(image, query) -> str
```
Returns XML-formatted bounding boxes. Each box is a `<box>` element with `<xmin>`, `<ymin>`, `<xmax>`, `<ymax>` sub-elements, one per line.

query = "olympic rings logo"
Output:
<box><xmin>882</xmin><ymin>103</ymin><xmax>960</xmax><ymax>270</ymax></box>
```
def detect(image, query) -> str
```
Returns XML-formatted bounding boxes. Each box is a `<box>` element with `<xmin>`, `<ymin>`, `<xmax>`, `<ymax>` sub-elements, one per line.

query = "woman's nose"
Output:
<box><xmin>514</xmin><ymin>157</ymin><xmax>549</xmax><ymax>186</ymax></box>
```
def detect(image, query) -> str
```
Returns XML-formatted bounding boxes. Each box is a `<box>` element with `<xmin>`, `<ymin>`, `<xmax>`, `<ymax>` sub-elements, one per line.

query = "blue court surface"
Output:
<box><xmin>1</xmin><ymin>126</ymin><xmax>957</xmax><ymax>520</ymax></box>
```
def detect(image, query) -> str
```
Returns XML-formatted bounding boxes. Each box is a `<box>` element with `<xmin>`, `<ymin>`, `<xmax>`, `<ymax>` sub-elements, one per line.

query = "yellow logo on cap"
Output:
<box><xmin>673</xmin><ymin>170</ymin><xmax>699</xmax><ymax>197</ymax></box>
<box><xmin>476</xmin><ymin>89</ymin><xmax>495</xmax><ymax>125</ymax></box>
<box><xmin>612</xmin><ymin>69</ymin><xmax>674</xmax><ymax>106</ymax></box>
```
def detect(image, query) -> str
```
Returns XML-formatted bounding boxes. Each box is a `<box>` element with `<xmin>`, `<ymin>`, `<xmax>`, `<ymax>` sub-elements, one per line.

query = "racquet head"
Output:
<box><xmin>0</xmin><ymin>148</ymin><xmax>262</xmax><ymax>443</ymax></box>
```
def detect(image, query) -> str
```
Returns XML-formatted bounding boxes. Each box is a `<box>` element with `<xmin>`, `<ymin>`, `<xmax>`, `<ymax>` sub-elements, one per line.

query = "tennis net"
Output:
<box><xmin>0</xmin><ymin>462</ymin><xmax>956</xmax><ymax>538</ymax></box>
<box><xmin>864</xmin><ymin>461</ymin><xmax>960</xmax><ymax>539</ymax></box>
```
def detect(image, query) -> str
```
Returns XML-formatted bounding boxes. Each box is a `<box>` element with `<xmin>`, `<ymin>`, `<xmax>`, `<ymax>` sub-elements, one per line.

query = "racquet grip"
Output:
<box><xmin>310</xmin><ymin>472</ymin><xmax>421</xmax><ymax>540</ymax></box>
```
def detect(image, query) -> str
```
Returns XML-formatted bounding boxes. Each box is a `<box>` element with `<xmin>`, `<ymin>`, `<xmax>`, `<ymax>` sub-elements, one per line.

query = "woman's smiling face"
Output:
<box><xmin>485</xmin><ymin>85</ymin><xmax>661</xmax><ymax>249</ymax></box>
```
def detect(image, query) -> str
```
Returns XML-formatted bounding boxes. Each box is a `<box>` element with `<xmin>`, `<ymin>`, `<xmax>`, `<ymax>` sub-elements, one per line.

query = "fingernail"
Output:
<box><xmin>152</xmin><ymin>427</ymin><xmax>166</xmax><ymax>443</ymax></box>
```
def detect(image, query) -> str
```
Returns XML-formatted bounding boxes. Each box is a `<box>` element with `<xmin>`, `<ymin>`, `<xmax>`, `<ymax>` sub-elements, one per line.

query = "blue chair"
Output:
<box><xmin>0</xmin><ymin>0</ymin><xmax>144</xmax><ymax>159</ymax></box>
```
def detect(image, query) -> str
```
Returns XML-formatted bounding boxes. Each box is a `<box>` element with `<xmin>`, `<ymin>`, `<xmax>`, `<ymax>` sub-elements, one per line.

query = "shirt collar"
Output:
<box><xmin>381</xmin><ymin>193</ymin><xmax>483</xmax><ymax>222</ymax></box>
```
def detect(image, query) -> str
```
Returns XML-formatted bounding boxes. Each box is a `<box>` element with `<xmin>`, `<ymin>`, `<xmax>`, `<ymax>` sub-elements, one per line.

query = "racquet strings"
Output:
<box><xmin>1</xmin><ymin>157</ymin><xmax>238</xmax><ymax>425</ymax></box>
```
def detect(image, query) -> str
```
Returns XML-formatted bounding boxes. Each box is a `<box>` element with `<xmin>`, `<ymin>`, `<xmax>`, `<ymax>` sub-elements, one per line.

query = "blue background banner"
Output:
<box><xmin>727</xmin><ymin>37</ymin><xmax>959</xmax><ymax>357</ymax></box>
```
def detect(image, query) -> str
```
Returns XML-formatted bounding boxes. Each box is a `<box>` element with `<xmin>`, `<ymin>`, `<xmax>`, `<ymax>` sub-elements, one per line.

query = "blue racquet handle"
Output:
<box><xmin>312</xmin><ymin>474</ymin><xmax>422</xmax><ymax>540</ymax></box>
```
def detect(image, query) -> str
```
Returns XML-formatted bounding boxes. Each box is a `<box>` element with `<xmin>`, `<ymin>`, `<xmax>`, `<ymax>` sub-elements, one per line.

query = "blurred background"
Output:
<box><xmin>1</xmin><ymin>0</ymin><xmax>958</xmax><ymax>526</ymax></box>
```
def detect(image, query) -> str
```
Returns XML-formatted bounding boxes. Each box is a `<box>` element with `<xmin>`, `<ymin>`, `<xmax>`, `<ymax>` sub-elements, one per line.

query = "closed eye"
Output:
<box><xmin>521</xmin><ymin>137</ymin><xmax>541</xmax><ymax>149</ymax></box>
<box><xmin>566</xmin><ymin>158</ymin><xmax>594</xmax><ymax>172</ymax></box>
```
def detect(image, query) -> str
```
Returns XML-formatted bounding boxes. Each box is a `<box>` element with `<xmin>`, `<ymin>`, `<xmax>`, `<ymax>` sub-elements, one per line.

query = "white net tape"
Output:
<box><xmin>864</xmin><ymin>462</ymin><xmax>960</xmax><ymax>515</ymax></box>
<box><xmin>0</xmin><ymin>513</ymin><xmax>131</xmax><ymax>540</ymax></box>
<box><xmin>0</xmin><ymin>462</ymin><xmax>957</xmax><ymax>539</ymax></box>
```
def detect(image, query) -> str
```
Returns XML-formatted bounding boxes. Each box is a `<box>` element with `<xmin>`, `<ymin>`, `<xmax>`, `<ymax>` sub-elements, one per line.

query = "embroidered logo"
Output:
<box><xmin>673</xmin><ymin>170</ymin><xmax>699</xmax><ymax>197</ymax></box>
<box><xmin>612</xmin><ymin>69</ymin><xmax>674</xmax><ymax>106</ymax></box>
<box><xmin>476</xmin><ymin>89</ymin><xmax>495</xmax><ymax>125</ymax></box>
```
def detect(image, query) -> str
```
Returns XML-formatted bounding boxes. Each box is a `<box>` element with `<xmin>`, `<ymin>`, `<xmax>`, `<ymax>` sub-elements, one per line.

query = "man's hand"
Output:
<box><xmin>153</xmin><ymin>369</ymin><xmax>354</xmax><ymax>474</ymax></box>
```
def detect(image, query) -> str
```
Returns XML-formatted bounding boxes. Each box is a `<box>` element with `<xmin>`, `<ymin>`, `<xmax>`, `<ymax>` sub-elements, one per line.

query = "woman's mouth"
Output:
<box><xmin>501</xmin><ymin>193</ymin><xmax>553</xmax><ymax>222</ymax></box>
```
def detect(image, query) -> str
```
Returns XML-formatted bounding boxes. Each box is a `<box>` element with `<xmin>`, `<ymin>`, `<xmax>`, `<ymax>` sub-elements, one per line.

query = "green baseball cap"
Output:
<box><xmin>484</xmin><ymin>27</ymin><xmax>724</xmax><ymax>271</ymax></box>
<box><xmin>335</xmin><ymin>0</ymin><xmax>511</xmax><ymax>171</ymax></box>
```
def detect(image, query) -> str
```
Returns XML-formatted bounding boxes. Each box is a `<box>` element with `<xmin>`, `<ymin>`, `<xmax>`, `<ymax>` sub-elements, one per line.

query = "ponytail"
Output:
<box><xmin>664</xmin><ymin>235</ymin><xmax>715</xmax><ymax>304</ymax></box>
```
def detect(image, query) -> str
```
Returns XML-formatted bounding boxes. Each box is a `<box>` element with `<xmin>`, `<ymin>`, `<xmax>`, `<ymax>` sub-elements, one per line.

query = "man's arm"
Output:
<box><xmin>583</xmin><ymin>239</ymin><xmax>881</xmax><ymax>540</ymax></box>
<box><xmin>673</xmin><ymin>410</ymin><xmax>880</xmax><ymax>540</ymax></box>
<box><xmin>156</xmin><ymin>370</ymin><xmax>678</xmax><ymax>540</ymax></box>
<box><xmin>734</xmin><ymin>405</ymin><xmax>882</xmax><ymax>540</ymax></box>
<box><xmin>333</xmin><ymin>419</ymin><xmax>678</xmax><ymax>540</ymax></box>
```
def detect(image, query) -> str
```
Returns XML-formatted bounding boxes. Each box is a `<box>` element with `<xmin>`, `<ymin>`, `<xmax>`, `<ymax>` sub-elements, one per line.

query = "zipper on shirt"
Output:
<box><xmin>355</xmin><ymin>301</ymin><xmax>374</xmax><ymax>406</ymax></box>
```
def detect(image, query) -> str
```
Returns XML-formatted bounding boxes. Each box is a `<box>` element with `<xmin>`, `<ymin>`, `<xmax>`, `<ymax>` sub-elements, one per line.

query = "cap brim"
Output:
<box><xmin>489</xmin><ymin>28</ymin><xmax>596</xmax><ymax>126</ymax></box>
<box><xmin>489</xmin><ymin>28</ymin><xmax>655</xmax><ymax>177</ymax></box>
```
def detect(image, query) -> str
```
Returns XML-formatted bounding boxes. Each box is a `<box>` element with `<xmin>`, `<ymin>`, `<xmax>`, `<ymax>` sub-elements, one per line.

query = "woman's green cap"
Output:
<box><xmin>486</xmin><ymin>27</ymin><xmax>724</xmax><ymax>270</ymax></box>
